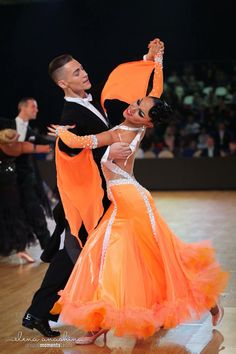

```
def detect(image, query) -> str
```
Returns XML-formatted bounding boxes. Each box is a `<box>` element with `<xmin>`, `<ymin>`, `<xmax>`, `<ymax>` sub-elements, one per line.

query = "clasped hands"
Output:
<box><xmin>145</xmin><ymin>38</ymin><xmax>164</xmax><ymax>61</ymax></box>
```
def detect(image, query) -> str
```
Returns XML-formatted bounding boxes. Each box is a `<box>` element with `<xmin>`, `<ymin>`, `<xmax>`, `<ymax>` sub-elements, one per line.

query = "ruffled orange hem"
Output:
<box><xmin>51</xmin><ymin>267</ymin><xmax>227</xmax><ymax>339</ymax></box>
<box><xmin>52</xmin><ymin>299</ymin><xmax>161</xmax><ymax>338</ymax></box>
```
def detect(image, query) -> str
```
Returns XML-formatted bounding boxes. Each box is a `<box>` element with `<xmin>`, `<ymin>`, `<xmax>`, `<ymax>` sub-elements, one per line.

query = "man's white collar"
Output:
<box><xmin>64</xmin><ymin>94</ymin><xmax>93</xmax><ymax>105</ymax></box>
<box><xmin>16</xmin><ymin>116</ymin><xmax>29</xmax><ymax>126</ymax></box>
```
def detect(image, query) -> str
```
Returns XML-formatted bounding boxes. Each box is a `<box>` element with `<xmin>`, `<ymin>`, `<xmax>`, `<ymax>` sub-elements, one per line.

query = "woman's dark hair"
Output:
<box><xmin>148</xmin><ymin>97</ymin><xmax>172</xmax><ymax>126</ymax></box>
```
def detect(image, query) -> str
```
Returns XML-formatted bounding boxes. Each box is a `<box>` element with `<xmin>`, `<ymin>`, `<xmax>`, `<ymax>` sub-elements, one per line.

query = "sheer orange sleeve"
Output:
<box><xmin>101</xmin><ymin>58</ymin><xmax>163</xmax><ymax>110</ymax></box>
<box><xmin>57</xmin><ymin>128</ymin><xmax>114</xmax><ymax>149</ymax></box>
<box><xmin>149</xmin><ymin>56</ymin><xmax>163</xmax><ymax>98</ymax></box>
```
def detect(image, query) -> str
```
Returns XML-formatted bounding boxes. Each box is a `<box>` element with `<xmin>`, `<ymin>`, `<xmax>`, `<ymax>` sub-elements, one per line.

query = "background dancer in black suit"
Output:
<box><xmin>0</xmin><ymin>118</ymin><xmax>51</xmax><ymax>263</ymax></box>
<box><xmin>15</xmin><ymin>98</ymin><xmax>52</xmax><ymax>250</ymax></box>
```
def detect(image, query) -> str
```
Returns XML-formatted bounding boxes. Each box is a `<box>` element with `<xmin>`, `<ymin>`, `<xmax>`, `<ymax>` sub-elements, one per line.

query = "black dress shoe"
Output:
<box><xmin>22</xmin><ymin>313</ymin><xmax>60</xmax><ymax>337</ymax></box>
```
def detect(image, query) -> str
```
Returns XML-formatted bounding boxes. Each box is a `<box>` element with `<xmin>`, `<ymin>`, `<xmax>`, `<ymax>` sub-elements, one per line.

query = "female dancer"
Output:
<box><xmin>48</xmin><ymin>77</ymin><xmax>228</xmax><ymax>342</ymax></box>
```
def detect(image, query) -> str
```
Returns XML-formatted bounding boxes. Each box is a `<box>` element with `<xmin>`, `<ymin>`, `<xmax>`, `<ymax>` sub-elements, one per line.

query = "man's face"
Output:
<box><xmin>58</xmin><ymin>59</ymin><xmax>91</xmax><ymax>95</ymax></box>
<box><xmin>21</xmin><ymin>100</ymin><xmax>38</xmax><ymax>120</ymax></box>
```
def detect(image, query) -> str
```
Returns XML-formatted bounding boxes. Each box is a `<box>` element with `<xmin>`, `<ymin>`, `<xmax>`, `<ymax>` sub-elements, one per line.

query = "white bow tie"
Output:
<box><xmin>83</xmin><ymin>93</ymin><xmax>93</xmax><ymax>104</ymax></box>
<box><xmin>64</xmin><ymin>94</ymin><xmax>93</xmax><ymax>106</ymax></box>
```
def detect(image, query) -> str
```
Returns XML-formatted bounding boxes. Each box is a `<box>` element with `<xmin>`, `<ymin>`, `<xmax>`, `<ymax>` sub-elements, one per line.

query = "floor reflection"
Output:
<box><xmin>53</xmin><ymin>328</ymin><xmax>224</xmax><ymax>354</ymax></box>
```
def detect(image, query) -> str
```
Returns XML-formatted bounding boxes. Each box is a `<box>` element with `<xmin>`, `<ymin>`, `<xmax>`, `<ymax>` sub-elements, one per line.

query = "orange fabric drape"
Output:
<box><xmin>101</xmin><ymin>60</ymin><xmax>163</xmax><ymax>109</ymax></box>
<box><xmin>55</xmin><ymin>141</ymin><xmax>104</xmax><ymax>243</ymax></box>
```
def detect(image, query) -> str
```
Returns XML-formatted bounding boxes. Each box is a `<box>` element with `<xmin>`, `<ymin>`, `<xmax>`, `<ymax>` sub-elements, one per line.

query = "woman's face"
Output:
<box><xmin>123</xmin><ymin>96</ymin><xmax>154</xmax><ymax>127</ymax></box>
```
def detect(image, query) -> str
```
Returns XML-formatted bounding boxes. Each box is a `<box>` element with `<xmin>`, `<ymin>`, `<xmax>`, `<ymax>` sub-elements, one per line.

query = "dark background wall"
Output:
<box><xmin>38</xmin><ymin>157</ymin><xmax>236</xmax><ymax>191</ymax></box>
<box><xmin>0</xmin><ymin>0</ymin><xmax>235</xmax><ymax>129</ymax></box>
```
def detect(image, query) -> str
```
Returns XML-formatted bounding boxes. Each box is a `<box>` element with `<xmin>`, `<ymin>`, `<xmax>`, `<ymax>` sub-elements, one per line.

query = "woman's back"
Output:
<box><xmin>101</xmin><ymin>125</ymin><xmax>145</xmax><ymax>182</ymax></box>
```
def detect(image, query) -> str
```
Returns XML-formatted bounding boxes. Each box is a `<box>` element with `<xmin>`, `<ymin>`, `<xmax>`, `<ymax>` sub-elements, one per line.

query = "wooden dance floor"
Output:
<box><xmin>0</xmin><ymin>191</ymin><xmax>236</xmax><ymax>354</ymax></box>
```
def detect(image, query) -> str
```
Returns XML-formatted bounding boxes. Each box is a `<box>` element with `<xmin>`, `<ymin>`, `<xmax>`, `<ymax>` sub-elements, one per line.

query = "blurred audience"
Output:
<box><xmin>201</xmin><ymin>135</ymin><xmax>220</xmax><ymax>157</ymax></box>
<box><xmin>137</xmin><ymin>61</ymin><xmax>236</xmax><ymax>158</ymax></box>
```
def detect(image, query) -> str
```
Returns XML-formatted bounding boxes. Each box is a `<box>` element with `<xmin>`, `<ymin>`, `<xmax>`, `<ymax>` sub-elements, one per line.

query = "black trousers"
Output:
<box><xmin>26</xmin><ymin>197</ymin><xmax>110</xmax><ymax>322</ymax></box>
<box><xmin>26</xmin><ymin>248</ymin><xmax>77</xmax><ymax>321</ymax></box>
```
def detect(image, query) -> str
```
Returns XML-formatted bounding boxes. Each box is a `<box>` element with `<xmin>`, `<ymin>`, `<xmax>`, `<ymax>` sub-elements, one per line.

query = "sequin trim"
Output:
<box><xmin>136</xmin><ymin>183</ymin><xmax>157</xmax><ymax>241</ymax></box>
<box><xmin>108</xmin><ymin>178</ymin><xmax>136</xmax><ymax>187</ymax></box>
<box><xmin>154</xmin><ymin>53</ymin><xmax>163</xmax><ymax>68</ymax></box>
<box><xmin>99</xmin><ymin>189</ymin><xmax>117</xmax><ymax>284</ymax></box>
<box><xmin>89</xmin><ymin>253</ymin><xmax>94</xmax><ymax>284</ymax></box>
<box><xmin>91</xmin><ymin>135</ymin><xmax>98</xmax><ymax>149</ymax></box>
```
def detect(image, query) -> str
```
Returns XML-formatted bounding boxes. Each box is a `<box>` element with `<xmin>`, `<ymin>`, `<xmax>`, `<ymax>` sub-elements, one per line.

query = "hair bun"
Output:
<box><xmin>149</xmin><ymin>98</ymin><xmax>172</xmax><ymax>126</ymax></box>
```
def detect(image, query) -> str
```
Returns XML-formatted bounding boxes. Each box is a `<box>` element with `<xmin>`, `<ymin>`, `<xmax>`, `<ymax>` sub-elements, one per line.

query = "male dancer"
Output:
<box><xmin>22</xmin><ymin>39</ymin><xmax>164</xmax><ymax>337</ymax></box>
<box><xmin>22</xmin><ymin>57</ymin><xmax>133</xmax><ymax>337</ymax></box>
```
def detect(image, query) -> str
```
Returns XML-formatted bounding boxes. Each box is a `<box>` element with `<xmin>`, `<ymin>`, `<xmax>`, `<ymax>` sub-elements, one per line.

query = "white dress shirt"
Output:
<box><xmin>15</xmin><ymin>116</ymin><xmax>29</xmax><ymax>142</ymax></box>
<box><xmin>64</xmin><ymin>94</ymin><xmax>108</xmax><ymax>127</ymax></box>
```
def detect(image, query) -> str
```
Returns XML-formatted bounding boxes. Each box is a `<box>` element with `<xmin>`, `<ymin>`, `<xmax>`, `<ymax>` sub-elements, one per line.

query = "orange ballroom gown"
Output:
<box><xmin>51</xmin><ymin>124</ymin><xmax>228</xmax><ymax>339</ymax></box>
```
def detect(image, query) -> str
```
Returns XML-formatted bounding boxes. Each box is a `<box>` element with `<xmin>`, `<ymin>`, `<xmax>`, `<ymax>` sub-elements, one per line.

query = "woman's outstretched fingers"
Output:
<box><xmin>47</xmin><ymin>126</ymin><xmax>57</xmax><ymax>136</ymax></box>
<box><xmin>47</xmin><ymin>126</ymin><xmax>56</xmax><ymax>133</ymax></box>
